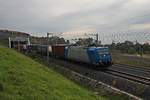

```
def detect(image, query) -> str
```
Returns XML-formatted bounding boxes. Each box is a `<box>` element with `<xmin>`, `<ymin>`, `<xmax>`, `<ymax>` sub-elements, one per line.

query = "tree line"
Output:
<box><xmin>30</xmin><ymin>36</ymin><xmax>150</xmax><ymax>54</ymax></box>
<box><xmin>107</xmin><ymin>41</ymin><xmax>150</xmax><ymax>54</ymax></box>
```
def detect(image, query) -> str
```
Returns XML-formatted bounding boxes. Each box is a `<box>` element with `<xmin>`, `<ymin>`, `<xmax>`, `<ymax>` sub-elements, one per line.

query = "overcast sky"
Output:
<box><xmin>0</xmin><ymin>0</ymin><xmax>150</xmax><ymax>42</ymax></box>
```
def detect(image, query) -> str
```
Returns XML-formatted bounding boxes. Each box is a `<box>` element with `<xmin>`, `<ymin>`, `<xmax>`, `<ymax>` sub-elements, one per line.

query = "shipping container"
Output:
<box><xmin>67</xmin><ymin>46</ymin><xmax>90</xmax><ymax>63</ymax></box>
<box><xmin>51</xmin><ymin>45</ymin><xmax>66</xmax><ymax>58</ymax></box>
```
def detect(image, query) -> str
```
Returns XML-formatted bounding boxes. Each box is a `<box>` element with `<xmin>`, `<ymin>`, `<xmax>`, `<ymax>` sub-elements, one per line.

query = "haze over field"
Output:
<box><xmin>0</xmin><ymin>0</ymin><xmax>150</xmax><ymax>43</ymax></box>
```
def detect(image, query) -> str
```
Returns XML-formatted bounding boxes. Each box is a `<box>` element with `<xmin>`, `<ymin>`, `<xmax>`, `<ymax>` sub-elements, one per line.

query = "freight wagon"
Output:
<box><xmin>51</xmin><ymin>45</ymin><xmax>112</xmax><ymax>67</ymax></box>
<box><xmin>51</xmin><ymin>45</ymin><xmax>66</xmax><ymax>58</ymax></box>
<box><xmin>27</xmin><ymin>44</ymin><xmax>112</xmax><ymax>67</ymax></box>
<box><xmin>27</xmin><ymin>44</ymin><xmax>51</xmax><ymax>55</ymax></box>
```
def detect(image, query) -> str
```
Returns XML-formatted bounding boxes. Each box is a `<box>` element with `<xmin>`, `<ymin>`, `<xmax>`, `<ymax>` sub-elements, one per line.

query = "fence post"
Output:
<box><xmin>47</xmin><ymin>33</ymin><xmax>49</xmax><ymax>64</ymax></box>
<box><xmin>8</xmin><ymin>37</ymin><xmax>11</xmax><ymax>48</ymax></box>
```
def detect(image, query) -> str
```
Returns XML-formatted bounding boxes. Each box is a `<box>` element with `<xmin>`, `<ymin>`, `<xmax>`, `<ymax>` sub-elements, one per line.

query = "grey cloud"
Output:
<box><xmin>0</xmin><ymin>0</ymin><xmax>150</xmax><ymax>38</ymax></box>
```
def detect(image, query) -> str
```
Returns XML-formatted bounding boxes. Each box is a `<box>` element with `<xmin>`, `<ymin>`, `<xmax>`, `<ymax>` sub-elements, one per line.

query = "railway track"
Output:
<box><xmin>108</xmin><ymin>64</ymin><xmax>150</xmax><ymax>86</ymax></box>
<box><xmin>49</xmin><ymin>55</ymin><xmax>150</xmax><ymax>86</ymax></box>
<box><xmin>105</xmin><ymin>68</ymin><xmax>150</xmax><ymax>86</ymax></box>
<box><xmin>51</xmin><ymin>56</ymin><xmax>150</xmax><ymax>86</ymax></box>
<box><xmin>114</xmin><ymin>64</ymin><xmax>150</xmax><ymax>73</ymax></box>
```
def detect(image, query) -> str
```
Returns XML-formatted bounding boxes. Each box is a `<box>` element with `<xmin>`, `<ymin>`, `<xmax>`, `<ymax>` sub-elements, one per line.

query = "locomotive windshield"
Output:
<box><xmin>99</xmin><ymin>48</ymin><xmax>109</xmax><ymax>55</ymax></box>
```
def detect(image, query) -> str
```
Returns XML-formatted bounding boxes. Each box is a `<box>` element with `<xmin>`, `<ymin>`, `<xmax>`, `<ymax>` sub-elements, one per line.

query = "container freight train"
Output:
<box><xmin>28</xmin><ymin>44</ymin><xmax>112</xmax><ymax>67</ymax></box>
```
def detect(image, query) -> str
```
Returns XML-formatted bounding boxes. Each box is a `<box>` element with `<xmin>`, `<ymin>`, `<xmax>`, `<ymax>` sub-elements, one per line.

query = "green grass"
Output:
<box><xmin>0</xmin><ymin>45</ymin><xmax>106</xmax><ymax>100</ymax></box>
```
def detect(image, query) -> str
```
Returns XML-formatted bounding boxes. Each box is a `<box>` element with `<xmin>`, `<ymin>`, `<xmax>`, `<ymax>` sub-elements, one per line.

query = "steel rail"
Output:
<box><xmin>114</xmin><ymin>64</ymin><xmax>150</xmax><ymax>73</ymax></box>
<box><xmin>105</xmin><ymin>69</ymin><xmax>150</xmax><ymax>86</ymax></box>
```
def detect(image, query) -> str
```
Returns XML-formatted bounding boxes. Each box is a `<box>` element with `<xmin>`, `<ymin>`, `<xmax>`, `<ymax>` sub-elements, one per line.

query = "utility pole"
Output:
<box><xmin>46</xmin><ymin>32</ymin><xmax>63</xmax><ymax>64</ymax></box>
<box><xmin>96</xmin><ymin>33</ymin><xmax>98</xmax><ymax>43</ymax></box>
<box><xmin>85</xmin><ymin>33</ymin><xmax>99</xmax><ymax>45</ymax></box>
<box><xmin>47</xmin><ymin>33</ymin><xmax>50</xmax><ymax>64</ymax></box>
<box><xmin>140</xmin><ymin>45</ymin><xmax>143</xmax><ymax>57</ymax></box>
<box><xmin>134</xmin><ymin>40</ymin><xmax>143</xmax><ymax>57</ymax></box>
<box><xmin>8</xmin><ymin>37</ymin><xmax>11</xmax><ymax>48</ymax></box>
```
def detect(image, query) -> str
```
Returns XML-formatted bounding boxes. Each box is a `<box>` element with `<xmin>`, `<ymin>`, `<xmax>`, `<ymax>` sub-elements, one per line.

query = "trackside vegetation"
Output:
<box><xmin>0</xmin><ymin>45</ymin><xmax>107</xmax><ymax>100</ymax></box>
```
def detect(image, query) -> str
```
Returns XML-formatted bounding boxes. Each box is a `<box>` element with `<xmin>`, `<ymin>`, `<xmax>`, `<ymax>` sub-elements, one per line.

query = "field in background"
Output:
<box><xmin>0</xmin><ymin>45</ymin><xmax>106</xmax><ymax>100</ymax></box>
<box><xmin>112</xmin><ymin>52</ymin><xmax>150</xmax><ymax>67</ymax></box>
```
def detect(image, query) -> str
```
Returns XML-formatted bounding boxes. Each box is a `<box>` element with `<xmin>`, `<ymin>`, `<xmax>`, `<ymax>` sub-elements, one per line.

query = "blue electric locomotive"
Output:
<box><xmin>66</xmin><ymin>46</ymin><xmax>112</xmax><ymax>66</ymax></box>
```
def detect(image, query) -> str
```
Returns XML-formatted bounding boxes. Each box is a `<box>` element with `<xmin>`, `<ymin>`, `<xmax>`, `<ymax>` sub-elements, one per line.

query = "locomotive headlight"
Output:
<box><xmin>103</xmin><ymin>54</ymin><xmax>106</xmax><ymax>57</ymax></box>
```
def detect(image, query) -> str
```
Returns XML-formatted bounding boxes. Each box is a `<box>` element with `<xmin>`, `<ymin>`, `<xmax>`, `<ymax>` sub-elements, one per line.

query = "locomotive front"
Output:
<box><xmin>98</xmin><ymin>47</ymin><xmax>112</xmax><ymax>66</ymax></box>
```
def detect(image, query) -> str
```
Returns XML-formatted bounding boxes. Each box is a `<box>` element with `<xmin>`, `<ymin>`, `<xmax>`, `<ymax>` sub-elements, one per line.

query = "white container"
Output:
<box><xmin>67</xmin><ymin>46</ymin><xmax>90</xmax><ymax>63</ymax></box>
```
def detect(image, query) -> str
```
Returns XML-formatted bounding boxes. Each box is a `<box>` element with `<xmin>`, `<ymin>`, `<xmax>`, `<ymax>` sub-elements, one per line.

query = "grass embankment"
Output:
<box><xmin>28</xmin><ymin>53</ymin><xmax>132</xmax><ymax>100</ymax></box>
<box><xmin>112</xmin><ymin>53</ymin><xmax>150</xmax><ymax>67</ymax></box>
<box><xmin>0</xmin><ymin>45</ymin><xmax>106</xmax><ymax>100</ymax></box>
<box><xmin>0</xmin><ymin>39</ymin><xmax>8</xmax><ymax>47</ymax></box>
